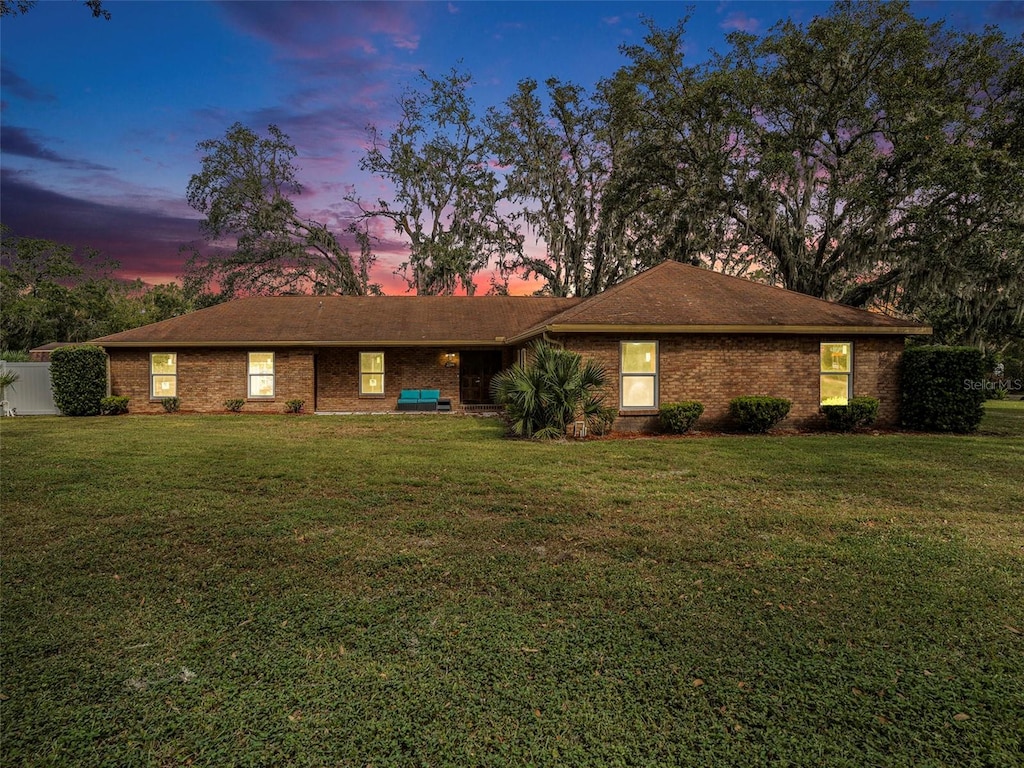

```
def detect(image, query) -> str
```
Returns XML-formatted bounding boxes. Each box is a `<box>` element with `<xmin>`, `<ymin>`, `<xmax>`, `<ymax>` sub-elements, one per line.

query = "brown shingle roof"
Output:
<box><xmin>92</xmin><ymin>261</ymin><xmax>929</xmax><ymax>348</ymax></box>
<box><xmin>92</xmin><ymin>296</ymin><xmax>582</xmax><ymax>347</ymax></box>
<box><xmin>509</xmin><ymin>261</ymin><xmax>930</xmax><ymax>340</ymax></box>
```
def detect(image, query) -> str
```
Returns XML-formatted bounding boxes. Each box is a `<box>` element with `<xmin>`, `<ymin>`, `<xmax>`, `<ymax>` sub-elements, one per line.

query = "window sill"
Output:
<box><xmin>618</xmin><ymin>409</ymin><xmax>659</xmax><ymax>417</ymax></box>
<box><xmin>359</xmin><ymin>394</ymin><xmax>386</xmax><ymax>399</ymax></box>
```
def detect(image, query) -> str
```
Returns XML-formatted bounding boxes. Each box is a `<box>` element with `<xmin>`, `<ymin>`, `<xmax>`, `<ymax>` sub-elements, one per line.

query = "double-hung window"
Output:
<box><xmin>150</xmin><ymin>353</ymin><xmax>177</xmax><ymax>398</ymax></box>
<box><xmin>620</xmin><ymin>341</ymin><xmax>658</xmax><ymax>409</ymax></box>
<box><xmin>360</xmin><ymin>352</ymin><xmax>384</xmax><ymax>396</ymax></box>
<box><xmin>820</xmin><ymin>342</ymin><xmax>852</xmax><ymax>405</ymax></box>
<box><xmin>248</xmin><ymin>352</ymin><xmax>275</xmax><ymax>398</ymax></box>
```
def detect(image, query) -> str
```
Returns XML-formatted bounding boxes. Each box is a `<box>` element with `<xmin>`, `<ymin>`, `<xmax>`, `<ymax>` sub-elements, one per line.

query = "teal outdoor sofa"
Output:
<box><xmin>396</xmin><ymin>389</ymin><xmax>447</xmax><ymax>412</ymax></box>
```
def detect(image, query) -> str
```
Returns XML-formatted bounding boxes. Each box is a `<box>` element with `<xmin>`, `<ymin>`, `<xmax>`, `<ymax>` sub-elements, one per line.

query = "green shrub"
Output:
<box><xmin>729</xmin><ymin>395</ymin><xmax>791</xmax><ymax>433</ymax></box>
<box><xmin>589</xmin><ymin>406</ymin><xmax>617</xmax><ymax>436</ymax></box>
<box><xmin>900</xmin><ymin>346</ymin><xmax>985</xmax><ymax>432</ymax></box>
<box><xmin>822</xmin><ymin>396</ymin><xmax>878</xmax><ymax>431</ymax></box>
<box><xmin>99</xmin><ymin>396</ymin><xmax>130</xmax><ymax>415</ymax></box>
<box><xmin>50</xmin><ymin>345</ymin><xmax>108</xmax><ymax>416</ymax></box>
<box><xmin>285</xmin><ymin>399</ymin><xmax>305</xmax><ymax>414</ymax></box>
<box><xmin>161</xmin><ymin>397</ymin><xmax>180</xmax><ymax>413</ymax></box>
<box><xmin>659</xmin><ymin>401</ymin><xmax>704</xmax><ymax>434</ymax></box>
<box><xmin>490</xmin><ymin>341</ymin><xmax>607</xmax><ymax>439</ymax></box>
<box><xmin>224</xmin><ymin>398</ymin><xmax>245</xmax><ymax>412</ymax></box>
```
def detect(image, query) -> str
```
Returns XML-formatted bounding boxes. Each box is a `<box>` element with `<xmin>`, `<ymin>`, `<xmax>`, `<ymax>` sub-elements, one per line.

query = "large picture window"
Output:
<box><xmin>621</xmin><ymin>341</ymin><xmax>658</xmax><ymax>409</ymax></box>
<box><xmin>360</xmin><ymin>351</ymin><xmax>384</xmax><ymax>396</ymax></box>
<box><xmin>820</xmin><ymin>342</ymin><xmax>852</xmax><ymax>405</ymax></box>
<box><xmin>248</xmin><ymin>352</ymin><xmax>275</xmax><ymax>398</ymax></box>
<box><xmin>150</xmin><ymin>352</ymin><xmax>177</xmax><ymax>398</ymax></box>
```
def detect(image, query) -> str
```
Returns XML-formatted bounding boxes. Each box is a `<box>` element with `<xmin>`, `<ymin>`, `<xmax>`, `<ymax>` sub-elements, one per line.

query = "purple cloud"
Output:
<box><xmin>200</xmin><ymin>2</ymin><xmax>427</xmax><ymax>169</ymax></box>
<box><xmin>0</xmin><ymin>63</ymin><xmax>55</xmax><ymax>102</ymax></box>
<box><xmin>1</xmin><ymin>169</ymin><xmax>204</xmax><ymax>284</ymax></box>
<box><xmin>216</xmin><ymin>1</ymin><xmax>425</xmax><ymax>57</ymax></box>
<box><xmin>1</xmin><ymin>126</ymin><xmax>113</xmax><ymax>171</ymax></box>
<box><xmin>1</xmin><ymin>168</ymin><xmax>412</xmax><ymax>291</ymax></box>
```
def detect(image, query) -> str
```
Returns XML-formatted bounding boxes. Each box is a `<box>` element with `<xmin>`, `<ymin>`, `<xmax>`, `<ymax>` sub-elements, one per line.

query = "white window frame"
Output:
<box><xmin>819</xmin><ymin>341</ymin><xmax>853</xmax><ymax>406</ymax></box>
<box><xmin>359</xmin><ymin>351</ymin><xmax>385</xmax><ymax>397</ymax></box>
<box><xmin>248</xmin><ymin>352</ymin><xmax>275</xmax><ymax>399</ymax></box>
<box><xmin>620</xmin><ymin>340</ymin><xmax>659</xmax><ymax>411</ymax></box>
<box><xmin>150</xmin><ymin>352</ymin><xmax>177</xmax><ymax>399</ymax></box>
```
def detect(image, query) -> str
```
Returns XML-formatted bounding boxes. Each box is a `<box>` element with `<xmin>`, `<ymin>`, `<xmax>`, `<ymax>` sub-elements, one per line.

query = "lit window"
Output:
<box><xmin>360</xmin><ymin>352</ymin><xmax>384</xmax><ymax>396</ymax></box>
<box><xmin>820</xmin><ymin>342</ymin><xmax>852</xmax><ymax>405</ymax></box>
<box><xmin>248</xmin><ymin>352</ymin><xmax>275</xmax><ymax>398</ymax></box>
<box><xmin>621</xmin><ymin>341</ymin><xmax>658</xmax><ymax>409</ymax></box>
<box><xmin>150</xmin><ymin>352</ymin><xmax>177</xmax><ymax>398</ymax></box>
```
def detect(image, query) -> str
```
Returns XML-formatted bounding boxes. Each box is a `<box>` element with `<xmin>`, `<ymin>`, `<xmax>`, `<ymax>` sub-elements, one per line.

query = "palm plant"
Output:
<box><xmin>0</xmin><ymin>368</ymin><xmax>18</xmax><ymax>397</ymax></box>
<box><xmin>490</xmin><ymin>341</ymin><xmax>608</xmax><ymax>439</ymax></box>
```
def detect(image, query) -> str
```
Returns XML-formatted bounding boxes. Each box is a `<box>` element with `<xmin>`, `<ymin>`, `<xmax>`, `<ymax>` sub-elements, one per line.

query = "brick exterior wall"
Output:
<box><xmin>107</xmin><ymin>336</ymin><xmax>905</xmax><ymax>428</ymax></box>
<box><xmin>108</xmin><ymin>348</ymin><xmax>315</xmax><ymax>414</ymax></box>
<box><xmin>108</xmin><ymin>346</ymin><xmax>488</xmax><ymax>414</ymax></box>
<box><xmin>315</xmin><ymin>347</ymin><xmax>464</xmax><ymax>412</ymax></box>
<box><xmin>557</xmin><ymin>334</ymin><xmax>905</xmax><ymax>431</ymax></box>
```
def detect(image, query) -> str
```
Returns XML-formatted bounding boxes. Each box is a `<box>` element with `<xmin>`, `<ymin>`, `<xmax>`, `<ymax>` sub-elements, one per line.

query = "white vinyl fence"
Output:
<box><xmin>0</xmin><ymin>361</ymin><xmax>59</xmax><ymax>415</ymax></box>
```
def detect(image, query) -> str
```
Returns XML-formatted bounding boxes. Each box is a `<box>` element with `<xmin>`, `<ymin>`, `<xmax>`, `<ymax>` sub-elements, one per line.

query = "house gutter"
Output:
<box><xmin>93</xmin><ymin>339</ymin><xmax>514</xmax><ymax>349</ymax></box>
<box><xmin>506</xmin><ymin>323</ymin><xmax>932</xmax><ymax>345</ymax></box>
<box><xmin>93</xmin><ymin>323</ymin><xmax>932</xmax><ymax>350</ymax></box>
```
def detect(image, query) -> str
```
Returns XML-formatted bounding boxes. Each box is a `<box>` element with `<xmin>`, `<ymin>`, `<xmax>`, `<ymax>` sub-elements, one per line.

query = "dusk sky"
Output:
<box><xmin>3</xmin><ymin>0</ymin><xmax>1022</xmax><ymax>294</ymax></box>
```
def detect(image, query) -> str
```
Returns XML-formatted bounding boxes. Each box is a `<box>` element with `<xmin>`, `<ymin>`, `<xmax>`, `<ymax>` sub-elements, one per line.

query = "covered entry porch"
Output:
<box><xmin>312</xmin><ymin>346</ymin><xmax>512</xmax><ymax>413</ymax></box>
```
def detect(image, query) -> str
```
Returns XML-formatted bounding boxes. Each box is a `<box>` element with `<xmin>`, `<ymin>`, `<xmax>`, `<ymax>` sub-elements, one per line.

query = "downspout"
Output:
<box><xmin>542</xmin><ymin>331</ymin><xmax>564</xmax><ymax>348</ymax></box>
<box><xmin>103</xmin><ymin>347</ymin><xmax>111</xmax><ymax>397</ymax></box>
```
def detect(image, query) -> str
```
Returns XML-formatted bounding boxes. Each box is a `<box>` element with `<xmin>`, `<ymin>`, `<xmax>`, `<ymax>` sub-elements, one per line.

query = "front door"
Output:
<box><xmin>459</xmin><ymin>350</ymin><xmax>504</xmax><ymax>404</ymax></box>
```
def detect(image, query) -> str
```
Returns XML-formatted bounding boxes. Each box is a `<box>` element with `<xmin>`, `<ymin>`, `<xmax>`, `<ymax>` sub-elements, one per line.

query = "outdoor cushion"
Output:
<box><xmin>396</xmin><ymin>388</ymin><xmax>442</xmax><ymax>411</ymax></box>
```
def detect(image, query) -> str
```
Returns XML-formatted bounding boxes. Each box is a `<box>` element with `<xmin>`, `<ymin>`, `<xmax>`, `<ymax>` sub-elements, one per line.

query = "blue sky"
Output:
<box><xmin>2</xmin><ymin>0</ymin><xmax>1022</xmax><ymax>293</ymax></box>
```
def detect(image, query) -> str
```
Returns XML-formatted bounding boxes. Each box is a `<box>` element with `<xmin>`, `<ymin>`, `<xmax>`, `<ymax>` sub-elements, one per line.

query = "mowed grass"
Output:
<box><xmin>1</xmin><ymin>406</ymin><xmax>1022</xmax><ymax>767</ymax></box>
<box><xmin>980</xmin><ymin>398</ymin><xmax>1024</xmax><ymax>437</ymax></box>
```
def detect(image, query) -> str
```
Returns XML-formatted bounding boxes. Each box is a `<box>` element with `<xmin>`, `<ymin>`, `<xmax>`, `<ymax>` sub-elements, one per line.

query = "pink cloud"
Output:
<box><xmin>392</xmin><ymin>34</ymin><xmax>421</xmax><ymax>51</ymax></box>
<box><xmin>217</xmin><ymin>1</ymin><xmax>424</xmax><ymax>57</ymax></box>
<box><xmin>720</xmin><ymin>12</ymin><xmax>760</xmax><ymax>33</ymax></box>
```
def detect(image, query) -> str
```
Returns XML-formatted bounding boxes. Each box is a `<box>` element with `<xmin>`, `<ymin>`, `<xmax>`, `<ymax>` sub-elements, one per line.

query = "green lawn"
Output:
<box><xmin>2</xmin><ymin>407</ymin><xmax>1022</xmax><ymax>767</ymax></box>
<box><xmin>980</xmin><ymin>398</ymin><xmax>1024</xmax><ymax>437</ymax></box>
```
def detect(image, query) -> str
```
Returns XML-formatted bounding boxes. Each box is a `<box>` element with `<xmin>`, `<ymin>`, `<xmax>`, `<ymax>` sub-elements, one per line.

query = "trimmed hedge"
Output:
<box><xmin>729</xmin><ymin>395</ymin><xmax>791</xmax><ymax>433</ymax></box>
<box><xmin>900</xmin><ymin>346</ymin><xmax>985</xmax><ymax>433</ymax></box>
<box><xmin>161</xmin><ymin>396</ymin><xmax>180</xmax><ymax>413</ymax></box>
<box><xmin>822</xmin><ymin>396</ymin><xmax>879</xmax><ymax>432</ymax></box>
<box><xmin>659</xmin><ymin>401</ymin><xmax>704</xmax><ymax>434</ymax></box>
<box><xmin>224</xmin><ymin>398</ymin><xmax>245</xmax><ymax>412</ymax></box>
<box><xmin>99</xmin><ymin>396</ymin><xmax>130</xmax><ymax>415</ymax></box>
<box><xmin>50</xmin><ymin>345</ymin><xmax>108</xmax><ymax>417</ymax></box>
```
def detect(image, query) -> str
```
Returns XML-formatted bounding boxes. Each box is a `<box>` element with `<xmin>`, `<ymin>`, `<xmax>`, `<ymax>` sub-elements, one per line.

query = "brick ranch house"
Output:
<box><xmin>92</xmin><ymin>261</ymin><xmax>931</xmax><ymax>430</ymax></box>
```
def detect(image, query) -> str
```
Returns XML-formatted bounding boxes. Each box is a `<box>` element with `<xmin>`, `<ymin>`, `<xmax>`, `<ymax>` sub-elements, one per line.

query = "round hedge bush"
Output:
<box><xmin>658</xmin><ymin>401</ymin><xmax>704</xmax><ymax>434</ymax></box>
<box><xmin>822</xmin><ymin>396</ymin><xmax>879</xmax><ymax>431</ymax></box>
<box><xmin>728</xmin><ymin>395</ymin><xmax>791</xmax><ymax>433</ymax></box>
